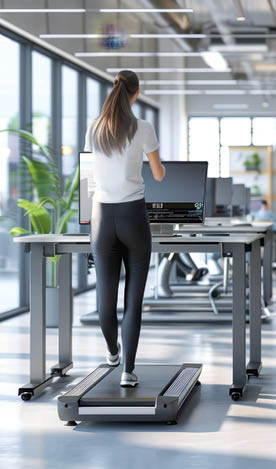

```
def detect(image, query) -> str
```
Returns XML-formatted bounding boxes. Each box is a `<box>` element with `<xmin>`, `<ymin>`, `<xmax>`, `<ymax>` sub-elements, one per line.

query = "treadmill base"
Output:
<box><xmin>58</xmin><ymin>364</ymin><xmax>202</xmax><ymax>424</ymax></box>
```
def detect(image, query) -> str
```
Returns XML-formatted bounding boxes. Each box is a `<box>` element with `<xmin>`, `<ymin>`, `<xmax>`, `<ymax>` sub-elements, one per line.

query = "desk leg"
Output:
<box><xmin>51</xmin><ymin>253</ymin><xmax>73</xmax><ymax>376</ymax></box>
<box><xmin>19</xmin><ymin>244</ymin><xmax>54</xmax><ymax>400</ymax></box>
<box><xmin>247</xmin><ymin>239</ymin><xmax>262</xmax><ymax>377</ymax></box>
<box><xmin>229</xmin><ymin>243</ymin><xmax>247</xmax><ymax>400</ymax></box>
<box><xmin>263</xmin><ymin>229</ymin><xmax>272</xmax><ymax>305</ymax></box>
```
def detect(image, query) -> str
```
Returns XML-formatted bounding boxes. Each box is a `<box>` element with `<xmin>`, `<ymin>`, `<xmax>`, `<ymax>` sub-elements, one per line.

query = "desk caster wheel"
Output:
<box><xmin>65</xmin><ymin>421</ymin><xmax>78</xmax><ymax>427</ymax></box>
<box><xmin>21</xmin><ymin>392</ymin><xmax>32</xmax><ymax>401</ymax></box>
<box><xmin>231</xmin><ymin>392</ymin><xmax>241</xmax><ymax>401</ymax></box>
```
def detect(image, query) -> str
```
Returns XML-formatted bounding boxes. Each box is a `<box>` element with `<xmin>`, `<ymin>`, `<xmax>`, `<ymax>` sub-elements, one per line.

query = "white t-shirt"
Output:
<box><xmin>84</xmin><ymin>119</ymin><xmax>159</xmax><ymax>203</ymax></box>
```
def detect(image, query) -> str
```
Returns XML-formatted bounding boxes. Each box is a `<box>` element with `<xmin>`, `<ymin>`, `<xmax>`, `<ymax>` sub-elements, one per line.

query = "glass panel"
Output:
<box><xmin>62</xmin><ymin>66</ymin><xmax>79</xmax><ymax>287</ymax></box>
<box><xmin>0</xmin><ymin>35</ymin><xmax>20</xmax><ymax>313</ymax></box>
<box><xmin>32</xmin><ymin>51</ymin><xmax>51</xmax><ymax>149</ymax></box>
<box><xmin>221</xmin><ymin>117</ymin><xmax>251</xmax><ymax>146</ymax></box>
<box><xmin>62</xmin><ymin>66</ymin><xmax>78</xmax><ymax>177</ymax></box>
<box><xmin>189</xmin><ymin>118</ymin><xmax>220</xmax><ymax>177</ymax></box>
<box><xmin>87</xmin><ymin>77</ymin><xmax>101</xmax><ymax>129</ymax></box>
<box><xmin>220</xmin><ymin>146</ymin><xmax>230</xmax><ymax>177</ymax></box>
<box><xmin>145</xmin><ymin>107</ymin><xmax>155</xmax><ymax>126</ymax></box>
<box><xmin>252</xmin><ymin>118</ymin><xmax>276</xmax><ymax>146</ymax></box>
<box><xmin>132</xmin><ymin>101</ymin><xmax>142</xmax><ymax>118</ymax></box>
<box><xmin>86</xmin><ymin>78</ymin><xmax>101</xmax><ymax>286</ymax></box>
<box><xmin>104</xmin><ymin>85</ymin><xmax>112</xmax><ymax>102</ymax></box>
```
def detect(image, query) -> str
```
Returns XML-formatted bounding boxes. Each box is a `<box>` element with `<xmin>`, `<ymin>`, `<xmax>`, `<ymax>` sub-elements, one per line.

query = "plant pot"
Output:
<box><xmin>46</xmin><ymin>286</ymin><xmax>59</xmax><ymax>328</ymax></box>
<box><xmin>244</xmin><ymin>166</ymin><xmax>260</xmax><ymax>171</ymax></box>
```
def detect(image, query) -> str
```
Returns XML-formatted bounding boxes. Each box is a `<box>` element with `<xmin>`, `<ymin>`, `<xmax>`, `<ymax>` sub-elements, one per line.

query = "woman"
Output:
<box><xmin>84</xmin><ymin>69</ymin><xmax>165</xmax><ymax>387</ymax></box>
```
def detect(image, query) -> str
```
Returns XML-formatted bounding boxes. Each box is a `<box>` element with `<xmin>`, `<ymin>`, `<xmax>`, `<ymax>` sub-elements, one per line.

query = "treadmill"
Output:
<box><xmin>58</xmin><ymin>363</ymin><xmax>202</xmax><ymax>424</ymax></box>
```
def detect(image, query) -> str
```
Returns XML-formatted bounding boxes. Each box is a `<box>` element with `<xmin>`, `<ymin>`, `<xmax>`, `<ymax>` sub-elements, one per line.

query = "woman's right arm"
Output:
<box><xmin>146</xmin><ymin>149</ymin><xmax>166</xmax><ymax>182</ymax></box>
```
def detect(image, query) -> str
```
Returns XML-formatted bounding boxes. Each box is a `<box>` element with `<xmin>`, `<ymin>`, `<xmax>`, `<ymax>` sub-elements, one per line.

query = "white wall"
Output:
<box><xmin>158</xmin><ymin>40</ymin><xmax>188</xmax><ymax>161</ymax></box>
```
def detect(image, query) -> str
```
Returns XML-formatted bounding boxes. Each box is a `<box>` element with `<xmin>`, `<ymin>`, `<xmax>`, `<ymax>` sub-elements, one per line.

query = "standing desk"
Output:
<box><xmin>14</xmin><ymin>233</ymin><xmax>263</xmax><ymax>401</ymax></box>
<box><xmin>177</xmin><ymin>220</ymin><xmax>273</xmax><ymax>305</ymax></box>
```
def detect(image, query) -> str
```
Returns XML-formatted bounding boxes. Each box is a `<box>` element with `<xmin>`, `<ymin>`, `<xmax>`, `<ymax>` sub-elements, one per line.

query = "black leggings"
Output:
<box><xmin>91</xmin><ymin>198</ymin><xmax>152</xmax><ymax>373</ymax></box>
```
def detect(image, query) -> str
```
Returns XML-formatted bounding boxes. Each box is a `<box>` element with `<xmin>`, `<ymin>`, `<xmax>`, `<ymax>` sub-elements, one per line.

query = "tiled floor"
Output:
<box><xmin>0</xmin><ymin>275</ymin><xmax>276</xmax><ymax>469</ymax></box>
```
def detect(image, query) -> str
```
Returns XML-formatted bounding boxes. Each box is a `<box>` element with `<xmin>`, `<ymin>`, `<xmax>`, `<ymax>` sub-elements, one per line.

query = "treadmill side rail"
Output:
<box><xmin>58</xmin><ymin>365</ymin><xmax>111</xmax><ymax>404</ymax></box>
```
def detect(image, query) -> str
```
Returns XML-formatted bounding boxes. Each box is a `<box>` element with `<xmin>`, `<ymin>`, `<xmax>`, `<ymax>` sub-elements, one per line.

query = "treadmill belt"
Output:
<box><xmin>80</xmin><ymin>365</ymin><xmax>181</xmax><ymax>407</ymax></box>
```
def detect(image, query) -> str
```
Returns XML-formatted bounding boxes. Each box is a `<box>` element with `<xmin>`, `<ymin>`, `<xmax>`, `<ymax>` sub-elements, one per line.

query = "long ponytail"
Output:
<box><xmin>92</xmin><ymin>70</ymin><xmax>139</xmax><ymax>156</ymax></box>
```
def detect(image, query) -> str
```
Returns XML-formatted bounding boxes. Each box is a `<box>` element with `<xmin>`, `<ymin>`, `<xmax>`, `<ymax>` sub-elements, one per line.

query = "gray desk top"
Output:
<box><xmin>14</xmin><ymin>233</ymin><xmax>264</xmax><ymax>245</ymax></box>
<box><xmin>178</xmin><ymin>220</ymin><xmax>273</xmax><ymax>233</ymax></box>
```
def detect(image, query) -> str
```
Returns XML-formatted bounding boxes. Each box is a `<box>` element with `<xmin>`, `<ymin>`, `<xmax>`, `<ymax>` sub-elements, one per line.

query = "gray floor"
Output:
<box><xmin>0</xmin><ymin>274</ymin><xmax>276</xmax><ymax>469</ymax></box>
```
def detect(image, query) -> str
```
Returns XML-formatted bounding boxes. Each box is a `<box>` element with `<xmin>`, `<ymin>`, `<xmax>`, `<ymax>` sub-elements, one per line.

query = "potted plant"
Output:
<box><xmin>251</xmin><ymin>185</ymin><xmax>262</xmax><ymax>197</ymax></box>
<box><xmin>0</xmin><ymin>128</ymin><xmax>79</xmax><ymax>326</ymax></box>
<box><xmin>243</xmin><ymin>152</ymin><xmax>261</xmax><ymax>171</ymax></box>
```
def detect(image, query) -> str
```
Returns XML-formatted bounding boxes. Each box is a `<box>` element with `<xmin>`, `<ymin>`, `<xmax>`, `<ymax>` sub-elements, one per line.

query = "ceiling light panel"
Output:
<box><xmin>143</xmin><ymin>89</ymin><xmax>276</xmax><ymax>95</ymax></box>
<box><xmin>201</xmin><ymin>52</ymin><xmax>229</xmax><ymax>71</ymax></box>
<box><xmin>213</xmin><ymin>104</ymin><xmax>249</xmax><ymax>110</ymax></box>
<box><xmin>75</xmin><ymin>52</ymin><xmax>204</xmax><ymax>57</ymax></box>
<box><xmin>0</xmin><ymin>8</ymin><xmax>193</xmax><ymax>13</ymax></box>
<box><xmin>99</xmin><ymin>9</ymin><xmax>194</xmax><ymax>13</ymax></box>
<box><xmin>0</xmin><ymin>9</ymin><xmax>86</xmax><ymax>13</ymax></box>
<box><xmin>139</xmin><ymin>80</ymin><xmax>238</xmax><ymax>85</ymax></box>
<box><xmin>107</xmin><ymin>68</ymin><xmax>231</xmax><ymax>73</ymax></box>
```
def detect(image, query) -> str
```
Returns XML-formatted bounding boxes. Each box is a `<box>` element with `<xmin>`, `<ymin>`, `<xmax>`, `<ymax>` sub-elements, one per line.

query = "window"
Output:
<box><xmin>62</xmin><ymin>66</ymin><xmax>78</xmax><ymax>177</ymax></box>
<box><xmin>62</xmin><ymin>66</ymin><xmax>79</xmax><ymax>287</ymax></box>
<box><xmin>87</xmin><ymin>77</ymin><xmax>101</xmax><ymax>129</ymax></box>
<box><xmin>252</xmin><ymin>118</ymin><xmax>276</xmax><ymax>146</ymax></box>
<box><xmin>189</xmin><ymin>118</ymin><xmax>220</xmax><ymax>177</ymax></box>
<box><xmin>220</xmin><ymin>118</ymin><xmax>251</xmax><ymax>146</ymax></box>
<box><xmin>132</xmin><ymin>101</ymin><xmax>142</xmax><ymax>118</ymax></box>
<box><xmin>0</xmin><ymin>35</ymin><xmax>20</xmax><ymax>313</ymax></box>
<box><xmin>145</xmin><ymin>107</ymin><xmax>155</xmax><ymax>126</ymax></box>
<box><xmin>32</xmin><ymin>51</ymin><xmax>52</xmax><ymax>148</ymax></box>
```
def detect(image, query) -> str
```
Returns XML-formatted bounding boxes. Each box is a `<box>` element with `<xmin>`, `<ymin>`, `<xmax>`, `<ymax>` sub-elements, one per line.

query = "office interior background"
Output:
<box><xmin>3</xmin><ymin>0</ymin><xmax>276</xmax><ymax>318</ymax></box>
<box><xmin>1</xmin><ymin>1</ymin><xmax>276</xmax><ymax>468</ymax></box>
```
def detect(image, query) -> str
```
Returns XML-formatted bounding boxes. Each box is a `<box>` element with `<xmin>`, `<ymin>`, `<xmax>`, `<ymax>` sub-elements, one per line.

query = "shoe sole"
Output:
<box><xmin>106</xmin><ymin>357</ymin><xmax>120</xmax><ymax>367</ymax></box>
<box><xmin>120</xmin><ymin>381</ymin><xmax>139</xmax><ymax>387</ymax></box>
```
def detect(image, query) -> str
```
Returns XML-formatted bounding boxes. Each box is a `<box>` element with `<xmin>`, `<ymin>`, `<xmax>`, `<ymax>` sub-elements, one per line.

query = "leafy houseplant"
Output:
<box><xmin>251</xmin><ymin>185</ymin><xmax>262</xmax><ymax>197</ymax></box>
<box><xmin>243</xmin><ymin>152</ymin><xmax>261</xmax><ymax>171</ymax></box>
<box><xmin>0</xmin><ymin>128</ymin><xmax>79</xmax><ymax>288</ymax></box>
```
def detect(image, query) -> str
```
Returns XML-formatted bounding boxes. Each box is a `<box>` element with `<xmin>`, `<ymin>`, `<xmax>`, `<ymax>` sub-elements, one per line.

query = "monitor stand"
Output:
<box><xmin>150</xmin><ymin>224</ymin><xmax>174</xmax><ymax>237</ymax></box>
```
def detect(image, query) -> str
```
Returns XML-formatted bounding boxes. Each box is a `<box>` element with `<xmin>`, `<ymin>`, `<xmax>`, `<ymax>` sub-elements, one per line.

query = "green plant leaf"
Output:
<box><xmin>36</xmin><ymin>196</ymin><xmax>58</xmax><ymax>211</ymax></box>
<box><xmin>55</xmin><ymin>209</ymin><xmax>76</xmax><ymax>234</ymax></box>
<box><xmin>17</xmin><ymin>199</ymin><xmax>52</xmax><ymax>234</ymax></box>
<box><xmin>9</xmin><ymin>227</ymin><xmax>31</xmax><ymax>237</ymax></box>
<box><xmin>22</xmin><ymin>156</ymin><xmax>60</xmax><ymax>199</ymax></box>
<box><xmin>49</xmin><ymin>255</ymin><xmax>61</xmax><ymax>264</ymax></box>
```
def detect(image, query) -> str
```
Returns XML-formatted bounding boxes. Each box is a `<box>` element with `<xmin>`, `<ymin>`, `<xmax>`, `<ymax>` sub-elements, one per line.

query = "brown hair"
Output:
<box><xmin>92</xmin><ymin>70</ymin><xmax>139</xmax><ymax>156</ymax></box>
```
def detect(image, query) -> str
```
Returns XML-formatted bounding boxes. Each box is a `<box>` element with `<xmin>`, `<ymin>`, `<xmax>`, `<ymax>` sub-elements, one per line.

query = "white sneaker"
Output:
<box><xmin>120</xmin><ymin>372</ymin><xmax>139</xmax><ymax>387</ymax></box>
<box><xmin>106</xmin><ymin>343</ymin><xmax>121</xmax><ymax>367</ymax></box>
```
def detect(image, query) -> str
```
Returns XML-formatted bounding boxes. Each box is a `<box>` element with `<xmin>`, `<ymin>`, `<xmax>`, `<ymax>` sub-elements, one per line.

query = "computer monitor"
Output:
<box><xmin>142</xmin><ymin>161</ymin><xmax>208</xmax><ymax>224</ymax></box>
<box><xmin>215</xmin><ymin>177</ymin><xmax>232</xmax><ymax>206</ymax></box>
<box><xmin>79</xmin><ymin>155</ymin><xmax>208</xmax><ymax>225</ymax></box>
<box><xmin>79</xmin><ymin>152</ymin><xmax>95</xmax><ymax>225</ymax></box>
<box><xmin>215</xmin><ymin>177</ymin><xmax>233</xmax><ymax>217</ymax></box>
<box><xmin>232</xmin><ymin>184</ymin><xmax>247</xmax><ymax>216</ymax></box>
<box><xmin>205</xmin><ymin>178</ymin><xmax>216</xmax><ymax>217</ymax></box>
<box><xmin>245</xmin><ymin>188</ymin><xmax>251</xmax><ymax>215</ymax></box>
